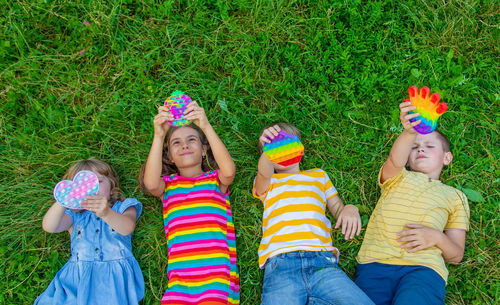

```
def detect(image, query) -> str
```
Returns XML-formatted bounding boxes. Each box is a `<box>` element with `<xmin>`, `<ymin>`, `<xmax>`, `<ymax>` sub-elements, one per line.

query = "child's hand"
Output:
<box><xmin>154</xmin><ymin>106</ymin><xmax>174</xmax><ymax>138</ymax></box>
<box><xmin>184</xmin><ymin>101</ymin><xmax>210</xmax><ymax>130</ymax></box>
<box><xmin>334</xmin><ymin>204</ymin><xmax>362</xmax><ymax>240</ymax></box>
<box><xmin>81</xmin><ymin>195</ymin><xmax>111</xmax><ymax>218</ymax></box>
<box><xmin>259</xmin><ymin>125</ymin><xmax>281</xmax><ymax>148</ymax></box>
<box><xmin>397</xmin><ymin>224</ymin><xmax>443</xmax><ymax>252</ymax></box>
<box><xmin>399</xmin><ymin>101</ymin><xmax>421</xmax><ymax>134</ymax></box>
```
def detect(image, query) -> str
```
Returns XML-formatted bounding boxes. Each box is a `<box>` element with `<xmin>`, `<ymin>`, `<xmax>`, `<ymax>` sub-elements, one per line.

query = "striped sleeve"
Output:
<box><xmin>252</xmin><ymin>176</ymin><xmax>271</xmax><ymax>201</ymax></box>
<box><xmin>323</xmin><ymin>171</ymin><xmax>338</xmax><ymax>200</ymax></box>
<box><xmin>445</xmin><ymin>190</ymin><xmax>470</xmax><ymax>231</ymax></box>
<box><xmin>379</xmin><ymin>167</ymin><xmax>406</xmax><ymax>191</ymax></box>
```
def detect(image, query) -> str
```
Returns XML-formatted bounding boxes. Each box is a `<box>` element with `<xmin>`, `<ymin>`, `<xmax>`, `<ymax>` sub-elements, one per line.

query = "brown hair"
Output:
<box><xmin>63</xmin><ymin>158</ymin><xmax>125</xmax><ymax>204</ymax></box>
<box><xmin>434</xmin><ymin>129</ymin><xmax>450</xmax><ymax>152</ymax></box>
<box><xmin>258</xmin><ymin>122</ymin><xmax>302</xmax><ymax>151</ymax></box>
<box><xmin>138</xmin><ymin>125</ymin><xmax>217</xmax><ymax>194</ymax></box>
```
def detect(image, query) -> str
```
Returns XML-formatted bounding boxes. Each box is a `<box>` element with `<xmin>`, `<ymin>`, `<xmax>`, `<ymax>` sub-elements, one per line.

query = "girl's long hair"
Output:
<box><xmin>138</xmin><ymin>125</ymin><xmax>216</xmax><ymax>195</ymax></box>
<box><xmin>64</xmin><ymin>158</ymin><xmax>125</xmax><ymax>204</ymax></box>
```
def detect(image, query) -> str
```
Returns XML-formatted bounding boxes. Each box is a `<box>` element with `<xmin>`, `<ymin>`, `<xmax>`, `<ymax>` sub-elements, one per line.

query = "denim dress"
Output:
<box><xmin>34</xmin><ymin>198</ymin><xmax>145</xmax><ymax>305</ymax></box>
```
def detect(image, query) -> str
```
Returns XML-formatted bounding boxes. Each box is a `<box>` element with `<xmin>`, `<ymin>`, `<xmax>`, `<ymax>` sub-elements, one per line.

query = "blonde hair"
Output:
<box><xmin>138</xmin><ymin>125</ymin><xmax>217</xmax><ymax>194</ymax></box>
<box><xmin>258</xmin><ymin>122</ymin><xmax>302</xmax><ymax>151</ymax></box>
<box><xmin>64</xmin><ymin>158</ymin><xmax>125</xmax><ymax>204</ymax></box>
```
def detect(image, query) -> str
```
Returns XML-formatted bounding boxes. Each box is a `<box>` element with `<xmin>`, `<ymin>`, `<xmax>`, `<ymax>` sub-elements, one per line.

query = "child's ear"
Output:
<box><xmin>166</xmin><ymin>151</ymin><xmax>174</xmax><ymax>164</ymax></box>
<box><xmin>443</xmin><ymin>151</ymin><xmax>453</xmax><ymax>166</ymax></box>
<box><xmin>202</xmin><ymin>145</ymin><xmax>207</xmax><ymax>157</ymax></box>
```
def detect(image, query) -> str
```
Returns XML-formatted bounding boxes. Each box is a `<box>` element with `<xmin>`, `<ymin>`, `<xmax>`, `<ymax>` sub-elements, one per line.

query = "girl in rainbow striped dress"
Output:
<box><xmin>140</xmin><ymin>100</ymin><xmax>239</xmax><ymax>304</ymax></box>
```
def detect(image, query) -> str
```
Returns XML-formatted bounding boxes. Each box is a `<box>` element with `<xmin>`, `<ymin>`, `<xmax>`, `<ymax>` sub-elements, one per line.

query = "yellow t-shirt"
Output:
<box><xmin>357</xmin><ymin>168</ymin><xmax>469</xmax><ymax>281</ymax></box>
<box><xmin>253</xmin><ymin>169</ymin><xmax>338</xmax><ymax>268</ymax></box>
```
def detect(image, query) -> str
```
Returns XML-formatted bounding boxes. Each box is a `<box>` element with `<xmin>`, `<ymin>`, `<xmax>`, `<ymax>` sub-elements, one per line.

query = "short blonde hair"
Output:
<box><xmin>64</xmin><ymin>158</ymin><xmax>125</xmax><ymax>204</ymax></box>
<box><xmin>258</xmin><ymin>122</ymin><xmax>302</xmax><ymax>151</ymax></box>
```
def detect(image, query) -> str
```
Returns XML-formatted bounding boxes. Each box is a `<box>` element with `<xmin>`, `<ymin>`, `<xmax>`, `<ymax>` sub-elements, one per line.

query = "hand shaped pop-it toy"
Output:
<box><xmin>405</xmin><ymin>86</ymin><xmax>448</xmax><ymax>134</ymax></box>
<box><xmin>164</xmin><ymin>90</ymin><xmax>193</xmax><ymax>127</ymax></box>
<box><xmin>53</xmin><ymin>170</ymin><xmax>99</xmax><ymax>209</ymax></box>
<box><xmin>263</xmin><ymin>131</ymin><xmax>305</xmax><ymax>166</ymax></box>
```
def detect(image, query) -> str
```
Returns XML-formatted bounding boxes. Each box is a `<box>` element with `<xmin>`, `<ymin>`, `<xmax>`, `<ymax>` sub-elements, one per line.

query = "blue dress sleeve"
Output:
<box><xmin>114</xmin><ymin>198</ymin><xmax>143</xmax><ymax>220</ymax></box>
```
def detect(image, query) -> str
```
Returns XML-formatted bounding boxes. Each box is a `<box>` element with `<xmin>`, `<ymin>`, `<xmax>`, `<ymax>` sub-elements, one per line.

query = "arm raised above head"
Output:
<box><xmin>143</xmin><ymin>106</ymin><xmax>173</xmax><ymax>198</ymax></box>
<box><xmin>381</xmin><ymin>101</ymin><xmax>420</xmax><ymax>183</ymax></box>
<box><xmin>183</xmin><ymin>101</ymin><xmax>236</xmax><ymax>193</ymax></box>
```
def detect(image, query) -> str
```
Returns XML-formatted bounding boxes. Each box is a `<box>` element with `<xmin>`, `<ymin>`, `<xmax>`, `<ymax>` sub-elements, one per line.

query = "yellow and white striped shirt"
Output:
<box><xmin>357</xmin><ymin>168</ymin><xmax>469</xmax><ymax>282</ymax></box>
<box><xmin>253</xmin><ymin>169</ymin><xmax>338</xmax><ymax>268</ymax></box>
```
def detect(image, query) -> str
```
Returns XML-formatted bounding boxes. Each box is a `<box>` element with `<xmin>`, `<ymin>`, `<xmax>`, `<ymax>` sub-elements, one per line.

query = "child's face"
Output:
<box><xmin>408</xmin><ymin>132</ymin><xmax>452</xmax><ymax>177</ymax></box>
<box><xmin>168</xmin><ymin>126</ymin><xmax>206</xmax><ymax>169</ymax></box>
<box><xmin>95</xmin><ymin>172</ymin><xmax>111</xmax><ymax>200</ymax></box>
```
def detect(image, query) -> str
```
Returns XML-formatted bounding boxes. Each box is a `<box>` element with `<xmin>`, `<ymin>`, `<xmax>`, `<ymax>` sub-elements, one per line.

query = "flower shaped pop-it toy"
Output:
<box><xmin>263</xmin><ymin>131</ymin><xmax>305</xmax><ymax>166</ymax></box>
<box><xmin>405</xmin><ymin>86</ymin><xmax>448</xmax><ymax>134</ymax></box>
<box><xmin>53</xmin><ymin>170</ymin><xmax>99</xmax><ymax>209</ymax></box>
<box><xmin>164</xmin><ymin>90</ymin><xmax>193</xmax><ymax>127</ymax></box>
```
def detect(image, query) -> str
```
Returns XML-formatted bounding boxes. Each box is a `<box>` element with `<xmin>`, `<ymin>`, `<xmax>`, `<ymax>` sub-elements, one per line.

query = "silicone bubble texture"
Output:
<box><xmin>164</xmin><ymin>90</ymin><xmax>193</xmax><ymax>127</ymax></box>
<box><xmin>406</xmin><ymin>86</ymin><xmax>448</xmax><ymax>134</ymax></box>
<box><xmin>263</xmin><ymin>131</ymin><xmax>305</xmax><ymax>166</ymax></box>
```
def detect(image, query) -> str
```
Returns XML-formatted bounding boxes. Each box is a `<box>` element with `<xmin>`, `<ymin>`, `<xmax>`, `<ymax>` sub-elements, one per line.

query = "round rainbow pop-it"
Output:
<box><xmin>406</xmin><ymin>86</ymin><xmax>448</xmax><ymax>134</ymax></box>
<box><xmin>263</xmin><ymin>131</ymin><xmax>305</xmax><ymax>166</ymax></box>
<box><xmin>164</xmin><ymin>90</ymin><xmax>193</xmax><ymax>127</ymax></box>
<box><xmin>53</xmin><ymin>170</ymin><xmax>99</xmax><ymax>209</ymax></box>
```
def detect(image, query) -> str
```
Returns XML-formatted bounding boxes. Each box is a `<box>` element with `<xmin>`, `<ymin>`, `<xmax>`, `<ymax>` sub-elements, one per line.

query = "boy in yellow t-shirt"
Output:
<box><xmin>254</xmin><ymin>123</ymin><xmax>374</xmax><ymax>305</ymax></box>
<box><xmin>355</xmin><ymin>101</ymin><xmax>470</xmax><ymax>305</ymax></box>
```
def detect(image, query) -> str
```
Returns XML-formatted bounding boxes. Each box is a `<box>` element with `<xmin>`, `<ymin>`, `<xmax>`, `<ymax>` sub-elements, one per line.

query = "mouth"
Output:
<box><xmin>416</xmin><ymin>155</ymin><xmax>426</xmax><ymax>159</ymax></box>
<box><xmin>180</xmin><ymin>152</ymin><xmax>193</xmax><ymax>156</ymax></box>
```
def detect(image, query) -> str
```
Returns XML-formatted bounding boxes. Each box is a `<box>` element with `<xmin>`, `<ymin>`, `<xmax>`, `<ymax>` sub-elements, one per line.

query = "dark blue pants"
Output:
<box><xmin>355</xmin><ymin>262</ymin><xmax>446</xmax><ymax>305</ymax></box>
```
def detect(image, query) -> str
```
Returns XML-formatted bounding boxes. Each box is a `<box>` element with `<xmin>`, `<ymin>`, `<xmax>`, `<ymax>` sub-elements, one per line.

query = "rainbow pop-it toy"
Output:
<box><xmin>405</xmin><ymin>86</ymin><xmax>448</xmax><ymax>134</ymax></box>
<box><xmin>263</xmin><ymin>131</ymin><xmax>304</xmax><ymax>166</ymax></box>
<box><xmin>164</xmin><ymin>90</ymin><xmax>193</xmax><ymax>127</ymax></box>
<box><xmin>53</xmin><ymin>170</ymin><xmax>99</xmax><ymax>209</ymax></box>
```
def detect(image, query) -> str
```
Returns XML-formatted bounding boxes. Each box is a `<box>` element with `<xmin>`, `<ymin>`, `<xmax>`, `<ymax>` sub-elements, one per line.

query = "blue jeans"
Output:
<box><xmin>261</xmin><ymin>251</ymin><xmax>374</xmax><ymax>305</ymax></box>
<box><xmin>355</xmin><ymin>262</ymin><xmax>446</xmax><ymax>305</ymax></box>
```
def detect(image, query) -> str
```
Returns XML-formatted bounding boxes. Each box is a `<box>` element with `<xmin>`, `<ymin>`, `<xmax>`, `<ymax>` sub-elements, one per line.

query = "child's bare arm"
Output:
<box><xmin>254</xmin><ymin>125</ymin><xmax>280</xmax><ymax>196</ymax></box>
<box><xmin>42</xmin><ymin>202</ymin><xmax>73</xmax><ymax>233</ymax></box>
<box><xmin>184</xmin><ymin>101</ymin><xmax>236</xmax><ymax>192</ymax></box>
<box><xmin>143</xmin><ymin>106</ymin><xmax>173</xmax><ymax>197</ymax></box>
<box><xmin>254</xmin><ymin>153</ymin><xmax>274</xmax><ymax>196</ymax></box>
<box><xmin>397</xmin><ymin>225</ymin><xmax>466</xmax><ymax>264</ymax></box>
<box><xmin>82</xmin><ymin>195</ymin><xmax>138</xmax><ymax>235</ymax></box>
<box><xmin>327</xmin><ymin>195</ymin><xmax>361</xmax><ymax>240</ymax></box>
<box><xmin>380</xmin><ymin>101</ymin><xmax>421</xmax><ymax>183</ymax></box>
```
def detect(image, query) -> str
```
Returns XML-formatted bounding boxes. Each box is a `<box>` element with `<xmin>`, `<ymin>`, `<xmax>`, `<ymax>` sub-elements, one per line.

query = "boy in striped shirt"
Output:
<box><xmin>355</xmin><ymin>101</ymin><xmax>469</xmax><ymax>304</ymax></box>
<box><xmin>253</xmin><ymin>123</ymin><xmax>374</xmax><ymax>305</ymax></box>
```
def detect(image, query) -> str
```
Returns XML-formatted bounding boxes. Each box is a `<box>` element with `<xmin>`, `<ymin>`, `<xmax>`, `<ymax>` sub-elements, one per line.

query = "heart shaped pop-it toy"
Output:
<box><xmin>405</xmin><ymin>86</ymin><xmax>448</xmax><ymax>134</ymax></box>
<box><xmin>53</xmin><ymin>170</ymin><xmax>99</xmax><ymax>209</ymax></box>
<box><xmin>263</xmin><ymin>131</ymin><xmax>305</xmax><ymax>166</ymax></box>
<box><xmin>164</xmin><ymin>90</ymin><xmax>193</xmax><ymax>127</ymax></box>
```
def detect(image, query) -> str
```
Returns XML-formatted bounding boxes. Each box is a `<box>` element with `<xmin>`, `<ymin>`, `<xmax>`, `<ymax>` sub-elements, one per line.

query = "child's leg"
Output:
<box><xmin>308</xmin><ymin>252</ymin><xmax>374</xmax><ymax>305</ymax></box>
<box><xmin>355</xmin><ymin>262</ymin><xmax>400</xmax><ymax>305</ymax></box>
<box><xmin>261</xmin><ymin>253</ymin><xmax>307</xmax><ymax>305</ymax></box>
<box><xmin>392</xmin><ymin>266</ymin><xmax>445</xmax><ymax>305</ymax></box>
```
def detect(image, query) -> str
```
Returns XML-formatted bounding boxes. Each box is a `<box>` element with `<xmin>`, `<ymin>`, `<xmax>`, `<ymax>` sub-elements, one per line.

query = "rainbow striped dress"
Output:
<box><xmin>162</xmin><ymin>170</ymin><xmax>239</xmax><ymax>305</ymax></box>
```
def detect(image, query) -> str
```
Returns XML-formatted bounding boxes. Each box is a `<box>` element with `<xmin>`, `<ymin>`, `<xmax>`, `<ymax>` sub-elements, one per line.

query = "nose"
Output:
<box><xmin>417</xmin><ymin>146</ymin><xmax>424</xmax><ymax>152</ymax></box>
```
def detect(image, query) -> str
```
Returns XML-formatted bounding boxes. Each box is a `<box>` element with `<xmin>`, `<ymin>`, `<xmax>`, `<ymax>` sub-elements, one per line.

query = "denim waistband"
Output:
<box><xmin>274</xmin><ymin>250</ymin><xmax>335</xmax><ymax>259</ymax></box>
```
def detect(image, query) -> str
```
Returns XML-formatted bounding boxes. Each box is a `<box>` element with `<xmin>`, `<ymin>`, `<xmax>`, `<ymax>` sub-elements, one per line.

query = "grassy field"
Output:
<box><xmin>0</xmin><ymin>0</ymin><xmax>498</xmax><ymax>304</ymax></box>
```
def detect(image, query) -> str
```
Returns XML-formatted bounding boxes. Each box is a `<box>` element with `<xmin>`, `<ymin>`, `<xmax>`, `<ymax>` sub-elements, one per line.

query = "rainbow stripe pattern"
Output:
<box><xmin>263</xmin><ymin>131</ymin><xmax>304</xmax><ymax>166</ymax></box>
<box><xmin>162</xmin><ymin>170</ymin><xmax>239</xmax><ymax>305</ymax></box>
<box><xmin>164</xmin><ymin>90</ymin><xmax>193</xmax><ymax>127</ymax></box>
<box><xmin>406</xmin><ymin>86</ymin><xmax>448</xmax><ymax>134</ymax></box>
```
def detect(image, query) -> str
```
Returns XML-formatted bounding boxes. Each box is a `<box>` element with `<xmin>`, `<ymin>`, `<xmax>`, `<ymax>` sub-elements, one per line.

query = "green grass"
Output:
<box><xmin>0</xmin><ymin>0</ymin><xmax>498</xmax><ymax>304</ymax></box>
